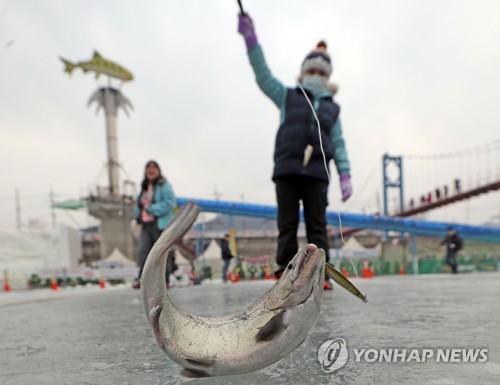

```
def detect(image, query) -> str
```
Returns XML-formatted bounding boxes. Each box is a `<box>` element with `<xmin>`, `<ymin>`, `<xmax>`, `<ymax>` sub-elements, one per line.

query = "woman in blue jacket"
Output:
<box><xmin>133</xmin><ymin>160</ymin><xmax>176</xmax><ymax>288</ymax></box>
<box><xmin>238</xmin><ymin>13</ymin><xmax>353</xmax><ymax>290</ymax></box>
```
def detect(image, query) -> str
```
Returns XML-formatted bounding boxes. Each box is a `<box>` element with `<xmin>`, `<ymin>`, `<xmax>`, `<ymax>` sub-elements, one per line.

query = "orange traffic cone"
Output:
<box><xmin>341</xmin><ymin>266</ymin><xmax>348</xmax><ymax>278</ymax></box>
<box><xmin>3</xmin><ymin>277</ymin><xmax>11</xmax><ymax>292</ymax></box>
<box><xmin>264</xmin><ymin>266</ymin><xmax>271</xmax><ymax>280</ymax></box>
<box><xmin>50</xmin><ymin>278</ymin><xmax>59</xmax><ymax>291</ymax></box>
<box><xmin>399</xmin><ymin>263</ymin><xmax>406</xmax><ymax>275</ymax></box>
<box><xmin>99</xmin><ymin>277</ymin><xmax>106</xmax><ymax>288</ymax></box>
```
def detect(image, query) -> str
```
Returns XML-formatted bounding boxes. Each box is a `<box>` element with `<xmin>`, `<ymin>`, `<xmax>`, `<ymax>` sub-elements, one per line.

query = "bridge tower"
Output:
<box><xmin>382</xmin><ymin>154</ymin><xmax>418</xmax><ymax>272</ymax></box>
<box><xmin>382</xmin><ymin>154</ymin><xmax>404</xmax><ymax>216</ymax></box>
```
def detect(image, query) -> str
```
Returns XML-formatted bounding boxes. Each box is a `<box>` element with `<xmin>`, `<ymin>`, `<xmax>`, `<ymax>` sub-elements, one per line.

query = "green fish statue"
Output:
<box><xmin>60</xmin><ymin>51</ymin><xmax>133</xmax><ymax>82</ymax></box>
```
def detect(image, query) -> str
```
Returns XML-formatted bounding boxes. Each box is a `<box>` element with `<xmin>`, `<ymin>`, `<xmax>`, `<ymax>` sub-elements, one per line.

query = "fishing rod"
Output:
<box><xmin>237</xmin><ymin>0</ymin><xmax>246</xmax><ymax>15</ymax></box>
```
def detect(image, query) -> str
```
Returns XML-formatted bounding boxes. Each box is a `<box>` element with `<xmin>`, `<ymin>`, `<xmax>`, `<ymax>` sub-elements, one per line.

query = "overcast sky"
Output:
<box><xmin>1</xmin><ymin>0</ymin><xmax>499</xmax><ymax>231</ymax></box>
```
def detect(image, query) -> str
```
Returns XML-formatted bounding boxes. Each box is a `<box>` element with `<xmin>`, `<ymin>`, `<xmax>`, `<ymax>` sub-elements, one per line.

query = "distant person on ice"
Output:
<box><xmin>439</xmin><ymin>227</ymin><xmax>463</xmax><ymax>274</ymax></box>
<box><xmin>133</xmin><ymin>160</ymin><xmax>176</xmax><ymax>289</ymax></box>
<box><xmin>220</xmin><ymin>233</ymin><xmax>234</xmax><ymax>282</ymax></box>
<box><xmin>237</xmin><ymin>13</ymin><xmax>352</xmax><ymax>290</ymax></box>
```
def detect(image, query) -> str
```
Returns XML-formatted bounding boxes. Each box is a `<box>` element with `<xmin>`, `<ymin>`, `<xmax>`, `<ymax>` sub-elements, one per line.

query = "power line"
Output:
<box><xmin>0</xmin><ymin>168</ymin><xmax>87</xmax><ymax>184</ymax></box>
<box><xmin>402</xmin><ymin>138</ymin><xmax>500</xmax><ymax>160</ymax></box>
<box><xmin>344</xmin><ymin>160</ymin><xmax>381</xmax><ymax>211</ymax></box>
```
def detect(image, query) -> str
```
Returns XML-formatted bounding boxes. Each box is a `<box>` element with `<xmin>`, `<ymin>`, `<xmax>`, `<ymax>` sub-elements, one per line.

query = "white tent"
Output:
<box><xmin>0</xmin><ymin>225</ymin><xmax>81</xmax><ymax>272</ymax></box>
<box><xmin>343</xmin><ymin>237</ymin><xmax>368</xmax><ymax>251</ymax></box>
<box><xmin>330</xmin><ymin>236</ymin><xmax>381</xmax><ymax>258</ymax></box>
<box><xmin>195</xmin><ymin>239</ymin><xmax>224</xmax><ymax>280</ymax></box>
<box><xmin>99</xmin><ymin>248</ymin><xmax>136</xmax><ymax>268</ymax></box>
<box><xmin>198</xmin><ymin>239</ymin><xmax>222</xmax><ymax>261</ymax></box>
<box><xmin>173</xmin><ymin>248</ymin><xmax>193</xmax><ymax>266</ymax></box>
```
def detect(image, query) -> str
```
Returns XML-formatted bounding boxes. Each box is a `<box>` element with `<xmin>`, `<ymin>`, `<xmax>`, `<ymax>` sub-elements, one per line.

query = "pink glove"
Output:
<box><xmin>340</xmin><ymin>173</ymin><xmax>352</xmax><ymax>201</ymax></box>
<box><xmin>238</xmin><ymin>14</ymin><xmax>257</xmax><ymax>48</ymax></box>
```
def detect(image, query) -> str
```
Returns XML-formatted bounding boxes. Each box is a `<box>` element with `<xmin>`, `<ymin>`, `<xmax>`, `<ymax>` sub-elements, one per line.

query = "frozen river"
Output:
<box><xmin>1</xmin><ymin>273</ymin><xmax>499</xmax><ymax>384</ymax></box>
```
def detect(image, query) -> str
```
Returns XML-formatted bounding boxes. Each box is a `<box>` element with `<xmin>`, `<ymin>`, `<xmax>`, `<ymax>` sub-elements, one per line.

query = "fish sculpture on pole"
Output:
<box><xmin>59</xmin><ymin>49</ymin><xmax>135</xmax><ymax>258</ymax></box>
<box><xmin>60</xmin><ymin>51</ymin><xmax>134</xmax><ymax>82</ymax></box>
<box><xmin>141</xmin><ymin>201</ymin><xmax>365</xmax><ymax>377</ymax></box>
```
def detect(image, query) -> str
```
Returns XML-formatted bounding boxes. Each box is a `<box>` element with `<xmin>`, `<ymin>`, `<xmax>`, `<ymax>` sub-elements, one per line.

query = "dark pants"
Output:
<box><xmin>446</xmin><ymin>252</ymin><xmax>458</xmax><ymax>274</ymax></box>
<box><xmin>275</xmin><ymin>175</ymin><xmax>330</xmax><ymax>268</ymax></box>
<box><xmin>137</xmin><ymin>222</ymin><xmax>162</xmax><ymax>280</ymax></box>
<box><xmin>222</xmin><ymin>259</ymin><xmax>231</xmax><ymax>282</ymax></box>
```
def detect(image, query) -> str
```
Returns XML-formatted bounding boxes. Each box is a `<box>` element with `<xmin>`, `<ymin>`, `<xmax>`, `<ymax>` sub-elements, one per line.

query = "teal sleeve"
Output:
<box><xmin>247</xmin><ymin>44</ymin><xmax>287</xmax><ymax>108</ymax></box>
<box><xmin>330</xmin><ymin>118</ymin><xmax>351</xmax><ymax>175</ymax></box>
<box><xmin>148</xmin><ymin>182</ymin><xmax>176</xmax><ymax>217</ymax></box>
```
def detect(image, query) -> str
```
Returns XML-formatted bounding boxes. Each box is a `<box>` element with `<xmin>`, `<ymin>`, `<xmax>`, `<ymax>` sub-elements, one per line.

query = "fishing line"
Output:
<box><xmin>298</xmin><ymin>84</ymin><xmax>331</xmax><ymax>183</ymax></box>
<box><xmin>336</xmin><ymin>211</ymin><xmax>359</xmax><ymax>279</ymax></box>
<box><xmin>297</xmin><ymin>83</ymin><xmax>360</xmax><ymax>279</ymax></box>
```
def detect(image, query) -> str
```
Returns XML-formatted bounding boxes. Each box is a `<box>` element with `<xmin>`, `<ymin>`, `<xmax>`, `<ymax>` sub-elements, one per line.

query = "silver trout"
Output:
<box><xmin>140</xmin><ymin>201</ymin><xmax>325</xmax><ymax>378</ymax></box>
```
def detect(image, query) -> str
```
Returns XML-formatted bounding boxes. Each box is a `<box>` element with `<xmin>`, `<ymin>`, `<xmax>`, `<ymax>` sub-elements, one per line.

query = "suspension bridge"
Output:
<box><xmin>173</xmin><ymin>140</ymin><xmax>500</xmax><ymax>243</ymax></box>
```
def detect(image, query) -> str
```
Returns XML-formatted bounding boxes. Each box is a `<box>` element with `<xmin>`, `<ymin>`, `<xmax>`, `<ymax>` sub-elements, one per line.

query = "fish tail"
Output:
<box><xmin>60</xmin><ymin>57</ymin><xmax>76</xmax><ymax>74</ymax></box>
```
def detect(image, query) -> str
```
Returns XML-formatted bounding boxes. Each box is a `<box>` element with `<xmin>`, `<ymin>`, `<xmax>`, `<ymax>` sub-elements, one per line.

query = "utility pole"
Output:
<box><xmin>15</xmin><ymin>188</ymin><xmax>21</xmax><ymax>230</ymax></box>
<box><xmin>50</xmin><ymin>187</ymin><xmax>57</xmax><ymax>229</ymax></box>
<box><xmin>213</xmin><ymin>186</ymin><xmax>222</xmax><ymax>201</ymax></box>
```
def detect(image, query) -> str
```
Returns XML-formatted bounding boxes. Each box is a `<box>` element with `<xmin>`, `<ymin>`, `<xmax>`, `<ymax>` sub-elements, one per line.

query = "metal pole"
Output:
<box><xmin>104</xmin><ymin>88</ymin><xmax>120</xmax><ymax>196</ymax></box>
<box><xmin>15</xmin><ymin>188</ymin><xmax>21</xmax><ymax>230</ymax></box>
<box><xmin>399</xmin><ymin>156</ymin><xmax>404</xmax><ymax>212</ymax></box>
<box><xmin>411</xmin><ymin>234</ymin><xmax>418</xmax><ymax>274</ymax></box>
<box><xmin>382</xmin><ymin>155</ymin><xmax>389</xmax><ymax>241</ymax></box>
<box><xmin>50</xmin><ymin>186</ymin><xmax>57</xmax><ymax>229</ymax></box>
<box><xmin>382</xmin><ymin>154</ymin><xmax>389</xmax><ymax>216</ymax></box>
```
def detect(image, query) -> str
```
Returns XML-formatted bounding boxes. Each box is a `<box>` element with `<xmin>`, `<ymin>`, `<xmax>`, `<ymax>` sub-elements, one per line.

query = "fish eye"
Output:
<box><xmin>287</xmin><ymin>263</ymin><xmax>294</xmax><ymax>270</ymax></box>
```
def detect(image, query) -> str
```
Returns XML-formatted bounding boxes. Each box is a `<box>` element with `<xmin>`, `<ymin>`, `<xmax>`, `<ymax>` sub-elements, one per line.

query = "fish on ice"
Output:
<box><xmin>140</xmin><ymin>201</ymin><xmax>326</xmax><ymax>378</ymax></box>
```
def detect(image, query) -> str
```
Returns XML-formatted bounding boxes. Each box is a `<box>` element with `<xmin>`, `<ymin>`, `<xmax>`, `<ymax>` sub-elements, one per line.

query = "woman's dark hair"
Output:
<box><xmin>141</xmin><ymin>160</ymin><xmax>163</xmax><ymax>191</ymax></box>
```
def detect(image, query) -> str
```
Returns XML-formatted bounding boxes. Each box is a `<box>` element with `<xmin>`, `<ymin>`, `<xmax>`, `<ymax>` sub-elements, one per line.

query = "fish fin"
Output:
<box><xmin>148</xmin><ymin>300</ymin><xmax>164</xmax><ymax>348</ymax></box>
<box><xmin>180</xmin><ymin>368</ymin><xmax>209</xmax><ymax>378</ymax></box>
<box><xmin>181</xmin><ymin>355</ymin><xmax>216</xmax><ymax>368</ymax></box>
<box><xmin>303</xmin><ymin>144</ymin><xmax>313</xmax><ymax>166</ymax></box>
<box><xmin>93</xmin><ymin>50</ymin><xmax>103</xmax><ymax>60</ymax></box>
<box><xmin>59</xmin><ymin>57</ymin><xmax>75</xmax><ymax>74</ymax></box>
<box><xmin>255</xmin><ymin>311</ymin><xmax>287</xmax><ymax>343</ymax></box>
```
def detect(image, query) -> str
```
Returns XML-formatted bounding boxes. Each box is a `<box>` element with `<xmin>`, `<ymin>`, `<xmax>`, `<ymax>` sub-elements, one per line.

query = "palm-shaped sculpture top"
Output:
<box><xmin>88</xmin><ymin>87</ymin><xmax>133</xmax><ymax>116</ymax></box>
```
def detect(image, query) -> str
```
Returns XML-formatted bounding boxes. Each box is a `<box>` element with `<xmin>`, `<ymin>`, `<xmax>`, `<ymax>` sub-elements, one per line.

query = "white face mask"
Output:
<box><xmin>302</xmin><ymin>74</ymin><xmax>327</xmax><ymax>95</ymax></box>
